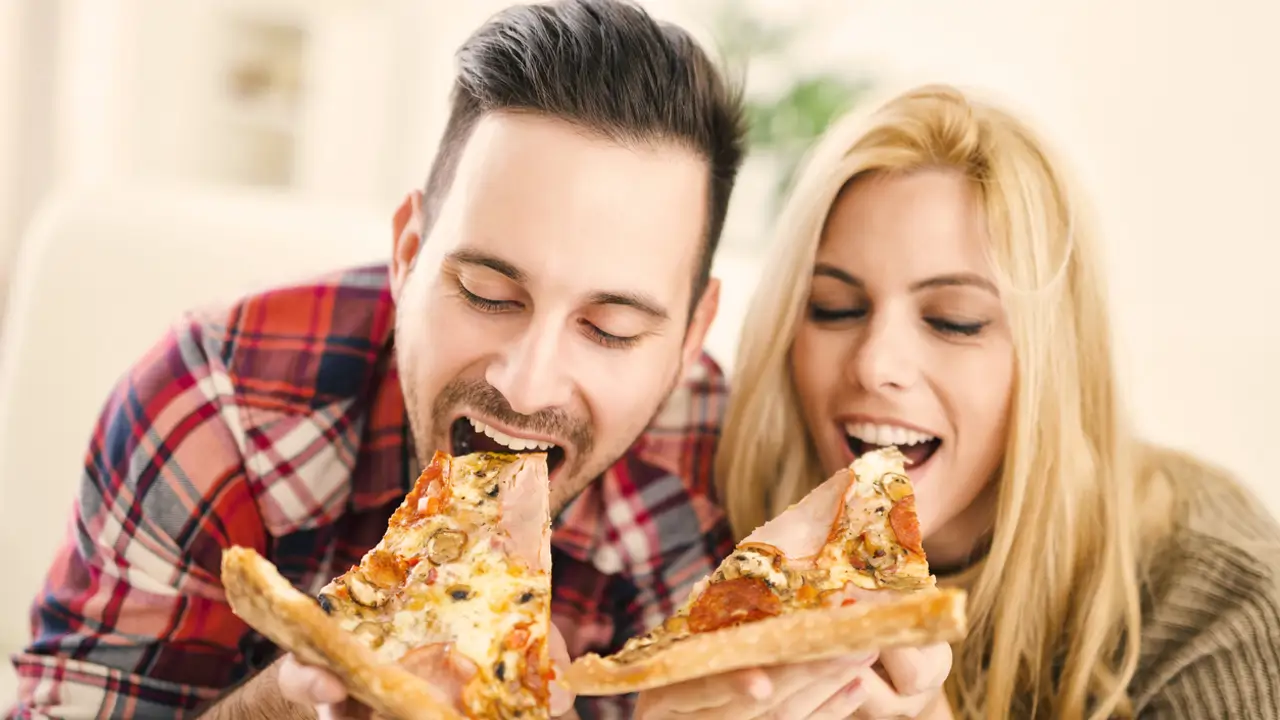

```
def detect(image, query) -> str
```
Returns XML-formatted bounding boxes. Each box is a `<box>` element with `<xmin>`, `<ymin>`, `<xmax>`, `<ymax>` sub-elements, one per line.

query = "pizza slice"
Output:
<box><xmin>221</xmin><ymin>450</ymin><xmax>557</xmax><ymax>720</ymax></box>
<box><xmin>565</xmin><ymin>447</ymin><xmax>966</xmax><ymax>696</ymax></box>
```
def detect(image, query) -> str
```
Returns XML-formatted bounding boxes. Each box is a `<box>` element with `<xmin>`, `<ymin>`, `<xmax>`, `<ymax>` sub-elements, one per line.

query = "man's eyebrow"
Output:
<box><xmin>587</xmin><ymin>291</ymin><xmax>669</xmax><ymax>320</ymax></box>
<box><xmin>813</xmin><ymin>263</ymin><xmax>999</xmax><ymax>296</ymax></box>
<box><xmin>445</xmin><ymin>249</ymin><xmax>526</xmax><ymax>282</ymax></box>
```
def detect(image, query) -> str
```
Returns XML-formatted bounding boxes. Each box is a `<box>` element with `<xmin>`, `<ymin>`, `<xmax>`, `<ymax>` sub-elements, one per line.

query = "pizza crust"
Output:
<box><xmin>565</xmin><ymin>587</ymin><xmax>967</xmax><ymax>696</ymax></box>
<box><xmin>221</xmin><ymin>546</ymin><xmax>465</xmax><ymax>720</ymax></box>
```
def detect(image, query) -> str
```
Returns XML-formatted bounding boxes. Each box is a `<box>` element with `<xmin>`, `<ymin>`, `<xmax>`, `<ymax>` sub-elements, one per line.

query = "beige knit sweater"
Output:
<box><xmin>1125</xmin><ymin>450</ymin><xmax>1280</xmax><ymax>718</ymax></box>
<box><xmin>943</xmin><ymin>449</ymin><xmax>1280</xmax><ymax>718</ymax></box>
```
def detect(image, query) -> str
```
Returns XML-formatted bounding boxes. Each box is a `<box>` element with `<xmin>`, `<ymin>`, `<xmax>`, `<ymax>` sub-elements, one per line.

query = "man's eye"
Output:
<box><xmin>579</xmin><ymin>320</ymin><xmax>641</xmax><ymax>350</ymax></box>
<box><xmin>457</xmin><ymin>281</ymin><xmax>518</xmax><ymax>313</ymax></box>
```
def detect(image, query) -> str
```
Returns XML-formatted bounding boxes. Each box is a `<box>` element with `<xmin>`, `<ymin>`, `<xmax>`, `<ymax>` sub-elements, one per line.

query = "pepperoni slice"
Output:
<box><xmin>687</xmin><ymin>577</ymin><xmax>783</xmax><ymax>633</ymax></box>
<box><xmin>888</xmin><ymin>495</ymin><xmax>924</xmax><ymax>555</ymax></box>
<box><xmin>393</xmin><ymin>453</ymin><xmax>449</xmax><ymax>526</ymax></box>
<box><xmin>521</xmin><ymin>637</ymin><xmax>552</xmax><ymax>699</ymax></box>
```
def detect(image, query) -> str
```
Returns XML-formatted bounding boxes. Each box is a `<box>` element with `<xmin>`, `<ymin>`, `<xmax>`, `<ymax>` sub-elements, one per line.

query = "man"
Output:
<box><xmin>7</xmin><ymin>1</ymin><xmax>745</xmax><ymax>718</ymax></box>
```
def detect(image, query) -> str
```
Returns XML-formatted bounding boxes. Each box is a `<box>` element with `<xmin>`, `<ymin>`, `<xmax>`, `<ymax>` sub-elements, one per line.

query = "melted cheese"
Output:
<box><xmin>321</xmin><ymin>452</ymin><xmax>552</xmax><ymax>718</ymax></box>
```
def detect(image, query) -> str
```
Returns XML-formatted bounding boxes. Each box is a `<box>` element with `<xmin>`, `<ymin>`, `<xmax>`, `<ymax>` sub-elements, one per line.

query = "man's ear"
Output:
<box><xmin>390</xmin><ymin>190</ymin><xmax>424</xmax><ymax>299</ymax></box>
<box><xmin>680</xmin><ymin>277</ymin><xmax>721</xmax><ymax>378</ymax></box>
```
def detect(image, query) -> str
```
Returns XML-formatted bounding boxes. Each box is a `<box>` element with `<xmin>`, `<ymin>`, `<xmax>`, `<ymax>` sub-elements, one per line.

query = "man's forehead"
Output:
<box><xmin>440</xmin><ymin>113</ymin><xmax>709</xmax><ymax>308</ymax></box>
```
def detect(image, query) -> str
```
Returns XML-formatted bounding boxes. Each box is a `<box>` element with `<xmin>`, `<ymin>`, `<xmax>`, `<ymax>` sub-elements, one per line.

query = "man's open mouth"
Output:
<box><xmin>844</xmin><ymin>421</ymin><xmax>941</xmax><ymax>469</ymax></box>
<box><xmin>450</xmin><ymin>416</ymin><xmax>567</xmax><ymax>475</ymax></box>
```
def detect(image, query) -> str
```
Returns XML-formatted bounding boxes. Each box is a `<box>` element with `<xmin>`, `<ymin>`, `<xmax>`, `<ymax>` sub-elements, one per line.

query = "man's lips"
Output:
<box><xmin>449</xmin><ymin>417</ymin><xmax>567</xmax><ymax>475</ymax></box>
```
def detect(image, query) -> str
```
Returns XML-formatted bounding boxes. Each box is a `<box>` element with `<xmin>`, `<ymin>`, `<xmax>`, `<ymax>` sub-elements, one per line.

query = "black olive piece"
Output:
<box><xmin>316</xmin><ymin>594</ymin><xmax>335</xmax><ymax>615</ymax></box>
<box><xmin>494</xmin><ymin>661</ymin><xmax>506</xmax><ymax>681</ymax></box>
<box><xmin>486</xmin><ymin>484</ymin><xmax>500</xmax><ymax>497</ymax></box>
<box><xmin>518</xmin><ymin>591</ymin><xmax>535</xmax><ymax>604</ymax></box>
<box><xmin>450</xmin><ymin>587</ymin><xmax>471</xmax><ymax>601</ymax></box>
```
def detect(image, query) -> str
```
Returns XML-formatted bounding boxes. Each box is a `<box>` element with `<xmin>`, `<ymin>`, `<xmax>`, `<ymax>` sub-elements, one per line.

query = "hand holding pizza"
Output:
<box><xmin>632</xmin><ymin>641</ymin><xmax>951</xmax><ymax>719</ymax></box>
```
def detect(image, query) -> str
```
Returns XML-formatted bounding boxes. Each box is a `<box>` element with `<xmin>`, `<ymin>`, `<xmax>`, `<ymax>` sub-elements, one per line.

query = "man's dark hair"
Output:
<box><xmin>421</xmin><ymin>0</ymin><xmax>747</xmax><ymax>313</ymax></box>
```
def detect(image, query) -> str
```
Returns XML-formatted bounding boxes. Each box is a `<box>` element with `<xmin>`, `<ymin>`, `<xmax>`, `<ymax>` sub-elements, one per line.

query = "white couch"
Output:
<box><xmin>0</xmin><ymin>181</ymin><xmax>391</xmax><ymax>706</ymax></box>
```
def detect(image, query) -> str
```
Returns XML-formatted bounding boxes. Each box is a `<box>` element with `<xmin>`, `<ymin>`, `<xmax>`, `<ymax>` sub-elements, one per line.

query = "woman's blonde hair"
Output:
<box><xmin>716</xmin><ymin>84</ymin><xmax>1152</xmax><ymax>718</ymax></box>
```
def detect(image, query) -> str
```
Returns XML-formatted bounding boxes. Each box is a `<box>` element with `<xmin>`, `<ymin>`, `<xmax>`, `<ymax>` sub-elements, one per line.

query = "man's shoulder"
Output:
<box><xmin>634</xmin><ymin>352</ymin><xmax>728</xmax><ymax>500</ymax></box>
<box><xmin>153</xmin><ymin>263</ymin><xmax>397</xmax><ymax>414</ymax></box>
<box><xmin>551</xmin><ymin>352</ymin><xmax>732</xmax><ymax>570</ymax></box>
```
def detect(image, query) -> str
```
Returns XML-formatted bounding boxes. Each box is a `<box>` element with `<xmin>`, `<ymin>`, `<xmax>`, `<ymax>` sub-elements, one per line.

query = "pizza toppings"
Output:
<box><xmin>888</xmin><ymin>495</ymin><xmax>923</xmax><ymax>554</ymax></box>
<box><xmin>605</xmin><ymin>446</ymin><xmax>937</xmax><ymax>670</ymax></box>
<box><xmin>428</xmin><ymin>529</ymin><xmax>468</xmax><ymax>565</ymax></box>
<box><xmin>687</xmin><ymin>577</ymin><xmax>783</xmax><ymax>633</ymax></box>
<box><xmin>348</xmin><ymin>573</ymin><xmax>389</xmax><ymax>608</ymax></box>
<box><xmin>298</xmin><ymin>451</ymin><xmax>555</xmax><ymax>719</ymax></box>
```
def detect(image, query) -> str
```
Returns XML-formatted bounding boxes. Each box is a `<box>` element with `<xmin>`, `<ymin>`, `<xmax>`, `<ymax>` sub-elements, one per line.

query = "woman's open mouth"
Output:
<box><xmin>844</xmin><ymin>421</ymin><xmax>941</xmax><ymax>470</ymax></box>
<box><xmin>450</xmin><ymin>416</ymin><xmax>567</xmax><ymax>475</ymax></box>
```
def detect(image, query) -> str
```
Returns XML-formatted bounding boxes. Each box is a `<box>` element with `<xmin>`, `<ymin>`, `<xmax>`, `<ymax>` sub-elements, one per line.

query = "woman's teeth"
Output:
<box><xmin>468</xmin><ymin>417</ymin><xmax>555</xmax><ymax>452</ymax></box>
<box><xmin>844</xmin><ymin>422</ymin><xmax>936</xmax><ymax>447</ymax></box>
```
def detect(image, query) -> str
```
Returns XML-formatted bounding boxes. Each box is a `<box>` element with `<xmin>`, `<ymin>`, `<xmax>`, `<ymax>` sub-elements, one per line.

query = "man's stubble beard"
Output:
<box><xmin>394</xmin><ymin>337</ymin><xmax>684</xmax><ymax>517</ymax></box>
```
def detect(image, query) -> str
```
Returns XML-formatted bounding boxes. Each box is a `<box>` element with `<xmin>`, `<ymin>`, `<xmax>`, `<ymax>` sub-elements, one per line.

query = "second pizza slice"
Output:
<box><xmin>566</xmin><ymin>447</ymin><xmax>966</xmax><ymax>695</ymax></box>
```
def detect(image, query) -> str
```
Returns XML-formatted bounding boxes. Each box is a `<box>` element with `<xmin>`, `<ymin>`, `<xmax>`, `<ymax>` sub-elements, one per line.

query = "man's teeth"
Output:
<box><xmin>844</xmin><ymin>422</ymin><xmax>936</xmax><ymax>447</ymax></box>
<box><xmin>467</xmin><ymin>417</ymin><xmax>555</xmax><ymax>452</ymax></box>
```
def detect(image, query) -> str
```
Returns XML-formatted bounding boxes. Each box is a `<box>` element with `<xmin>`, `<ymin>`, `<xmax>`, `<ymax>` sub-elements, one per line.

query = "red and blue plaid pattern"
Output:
<box><xmin>7</xmin><ymin>265</ymin><xmax>731</xmax><ymax>720</ymax></box>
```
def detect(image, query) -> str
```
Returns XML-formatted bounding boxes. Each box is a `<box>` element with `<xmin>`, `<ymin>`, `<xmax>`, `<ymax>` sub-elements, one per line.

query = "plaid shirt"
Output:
<box><xmin>8</xmin><ymin>265</ymin><xmax>732</xmax><ymax>720</ymax></box>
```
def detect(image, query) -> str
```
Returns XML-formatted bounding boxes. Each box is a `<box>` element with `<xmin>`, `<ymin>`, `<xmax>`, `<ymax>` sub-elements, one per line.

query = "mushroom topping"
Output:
<box><xmin>347</xmin><ymin>574</ymin><xmax>387</xmax><ymax>608</ymax></box>
<box><xmin>352</xmin><ymin>621</ymin><xmax>386</xmax><ymax>650</ymax></box>
<box><xmin>427</xmin><ymin>528</ymin><xmax>468</xmax><ymax>565</ymax></box>
<box><xmin>881</xmin><ymin>473</ymin><xmax>913</xmax><ymax>502</ymax></box>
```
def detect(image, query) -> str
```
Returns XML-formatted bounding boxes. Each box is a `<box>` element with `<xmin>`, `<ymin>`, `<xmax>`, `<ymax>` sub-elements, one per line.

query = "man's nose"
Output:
<box><xmin>485</xmin><ymin>324</ymin><xmax>573</xmax><ymax>415</ymax></box>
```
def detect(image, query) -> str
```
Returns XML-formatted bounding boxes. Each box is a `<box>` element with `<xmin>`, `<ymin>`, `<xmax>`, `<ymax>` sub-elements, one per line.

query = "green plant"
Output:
<box><xmin>706</xmin><ymin>1</ymin><xmax>872</xmax><ymax>208</ymax></box>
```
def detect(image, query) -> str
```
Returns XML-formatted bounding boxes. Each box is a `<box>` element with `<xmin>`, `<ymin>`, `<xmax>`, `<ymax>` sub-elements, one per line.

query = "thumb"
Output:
<box><xmin>548</xmin><ymin>622</ymin><xmax>576</xmax><ymax>716</ymax></box>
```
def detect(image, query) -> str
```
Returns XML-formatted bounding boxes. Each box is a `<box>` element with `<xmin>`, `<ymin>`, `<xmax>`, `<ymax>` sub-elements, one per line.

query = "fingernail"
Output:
<box><xmin>843</xmin><ymin>679</ymin><xmax>867</xmax><ymax>700</ymax></box>
<box><xmin>309</xmin><ymin>675</ymin><xmax>346</xmax><ymax>705</ymax></box>
<box><xmin>747</xmin><ymin>675</ymin><xmax>772</xmax><ymax>701</ymax></box>
<box><xmin>549</xmin><ymin>678</ymin><xmax>574</xmax><ymax>715</ymax></box>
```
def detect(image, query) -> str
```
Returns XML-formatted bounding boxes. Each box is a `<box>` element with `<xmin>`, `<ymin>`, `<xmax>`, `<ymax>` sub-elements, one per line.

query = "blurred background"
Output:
<box><xmin>0</xmin><ymin>0</ymin><xmax>1277</xmax><ymax>705</ymax></box>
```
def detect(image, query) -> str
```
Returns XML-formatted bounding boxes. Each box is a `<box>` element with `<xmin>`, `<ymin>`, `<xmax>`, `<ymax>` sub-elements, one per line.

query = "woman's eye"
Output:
<box><xmin>808</xmin><ymin>305</ymin><xmax>867</xmax><ymax>323</ymax></box>
<box><xmin>926</xmin><ymin>317</ymin><xmax>987</xmax><ymax>337</ymax></box>
<box><xmin>457</xmin><ymin>281</ymin><xmax>519</xmax><ymax>313</ymax></box>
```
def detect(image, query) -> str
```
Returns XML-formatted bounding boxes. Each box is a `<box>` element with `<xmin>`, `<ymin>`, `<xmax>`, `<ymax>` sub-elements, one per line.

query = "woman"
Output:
<box><xmin>637</xmin><ymin>85</ymin><xmax>1280</xmax><ymax>718</ymax></box>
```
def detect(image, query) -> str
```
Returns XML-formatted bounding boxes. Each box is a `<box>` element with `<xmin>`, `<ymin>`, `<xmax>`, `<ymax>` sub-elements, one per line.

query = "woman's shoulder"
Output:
<box><xmin>1145</xmin><ymin>444</ymin><xmax>1280</xmax><ymax>555</ymax></box>
<box><xmin>1128</xmin><ymin>445</ymin><xmax>1280</xmax><ymax>717</ymax></box>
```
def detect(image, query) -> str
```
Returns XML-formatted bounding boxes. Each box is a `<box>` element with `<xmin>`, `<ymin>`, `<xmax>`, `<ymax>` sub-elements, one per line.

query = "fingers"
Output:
<box><xmin>807</xmin><ymin>676</ymin><xmax>870</xmax><ymax>720</ymax></box>
<box><xmin>635</xmin><ymin>667</ymin><xmax>772</xmax><ymax>716</ymax></box>
<box><xmin>676</xmin><ymin>654</ymin><xmax>875</xmax><ymax>720</ymax></box>
<box><xmin>277</xmin><ymin>653</ymin><xmax>348</xmax><ymax>705</ymax></box>
<box><xmin>548</xmin><ymin>623</ymin><xmax>576</xmax><ymax>716</ymax></box>
<box><xmin>754</xmin><ymin>654</ymin><xmax>875</xmax><ymax>720</ymax></box>
<box><xmin>877</xmin><ymin>643</ymin><xmax>952</xmax><ymax>697</ymax></box>
<box><xmin>851</xmin><ymin>665</ymin><xmax>938</xmax><ymax>719</ymax></box>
